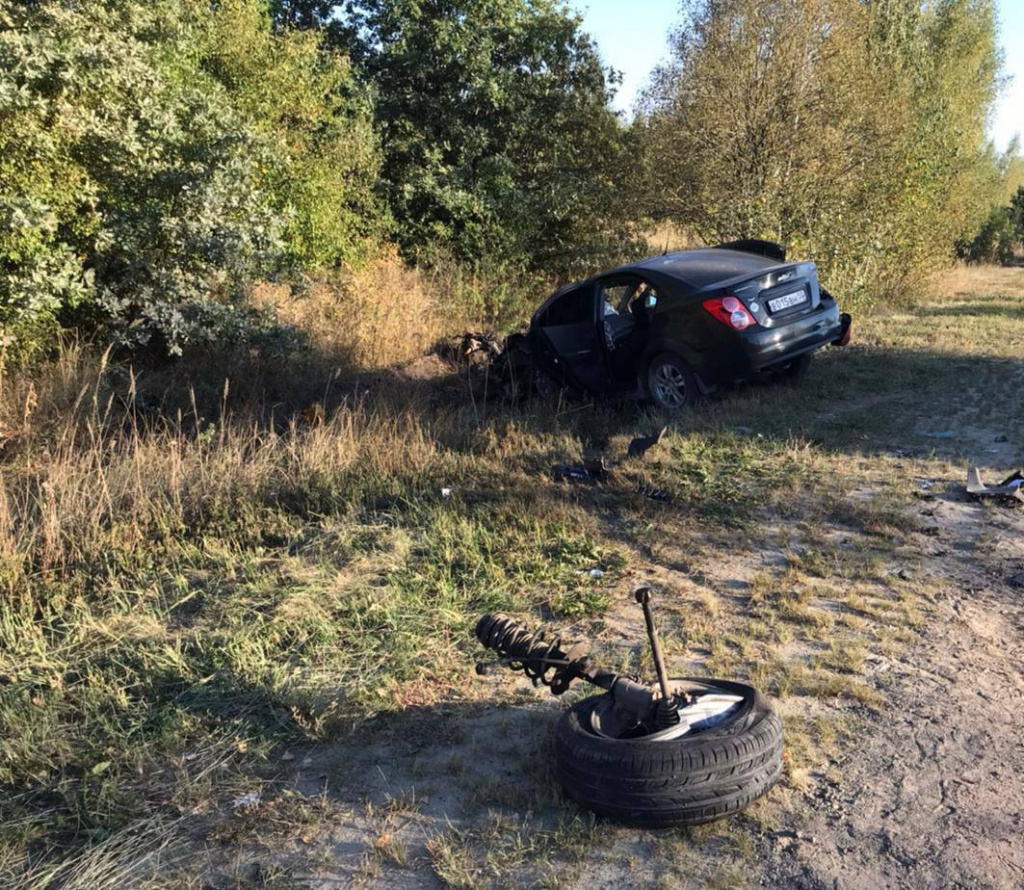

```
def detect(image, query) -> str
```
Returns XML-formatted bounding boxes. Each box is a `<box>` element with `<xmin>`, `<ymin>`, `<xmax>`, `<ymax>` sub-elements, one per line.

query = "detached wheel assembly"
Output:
<box><xmin>556</xmin><ymin>680</ymin><xmax>782</xmax><ymax>827</ymax></box>
<box><xmin>474</xmin><ymin>588</ymin><xmax>783</xmax><ymax>827</ymax></box>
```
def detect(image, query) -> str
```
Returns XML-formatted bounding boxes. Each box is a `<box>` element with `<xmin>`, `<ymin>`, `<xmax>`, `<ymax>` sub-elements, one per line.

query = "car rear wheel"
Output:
<box><xmin>646</xmin><ymin>353</ymin><xmax>697</xmax><ymax>411</ymax></box>
<box><xmin>774</xmin><ymin>353</ymin><xmax>812</xmax><ymax>385</ymax></box>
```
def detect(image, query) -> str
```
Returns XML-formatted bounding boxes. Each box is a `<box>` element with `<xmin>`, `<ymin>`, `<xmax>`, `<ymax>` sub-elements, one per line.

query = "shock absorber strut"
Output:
<box><xmin>475</xmin><ymin>589</ymin><xmax>685</xmax><ymax>732</ymax></box>
<box><xmin>635</xmin><ymin>586</ymin><xmax>681</xmax><ymax>729</ymax></box>
<box><xmin>474</xmin><ymin>613</ymin><xmax>615</xmax><ymax>695</ymax></box>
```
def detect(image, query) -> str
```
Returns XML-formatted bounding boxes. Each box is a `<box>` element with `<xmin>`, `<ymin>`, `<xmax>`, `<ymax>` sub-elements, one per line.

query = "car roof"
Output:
<box><xmin>538</xmin><ymin>247</ymin><xmax>789</xmax><ymax>314</ymax></box>
<box><xmin>627</xmin><ymin>248</ymin><xmax>782</xmax><ymax>290</ymax></box>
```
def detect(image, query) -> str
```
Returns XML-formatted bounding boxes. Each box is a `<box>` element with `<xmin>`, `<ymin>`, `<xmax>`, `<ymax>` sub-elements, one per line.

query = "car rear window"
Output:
<box><xmin>642</xmin><ymin>249</ymin><xmax>778</xmax><ymax>289</ymax></box>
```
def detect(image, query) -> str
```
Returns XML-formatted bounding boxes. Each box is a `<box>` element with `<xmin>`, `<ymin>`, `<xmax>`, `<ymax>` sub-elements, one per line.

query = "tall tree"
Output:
<box><xmin>268</xmin><ymin>0</ymin><xmax>338</xmax><ymax>29</ymax></box>
<box><xmin>908</xmin><ymin>0</ymin><xmax>1002</xmax><ymax>255</ymax></box>
<box><xmin>337</xmin><ymin>0</ymin><xmax>641</xmax><ymax>276</ymax></box>
<box><xmin>640</xmin><ymin>0</ymin><xmax>909</xmax><ymax>297</ymax></box>
<box><xmin>639</xmin><ymin>0</ymin><xmax>1002</xmax><ymax>304</ymax></box>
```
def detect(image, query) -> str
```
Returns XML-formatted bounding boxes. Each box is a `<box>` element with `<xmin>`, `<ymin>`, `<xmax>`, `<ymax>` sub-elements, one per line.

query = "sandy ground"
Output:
<box><xmin>748</xmin><ymin>494</ymin><xmax>1024</xmax><ymax>890</ymax></box>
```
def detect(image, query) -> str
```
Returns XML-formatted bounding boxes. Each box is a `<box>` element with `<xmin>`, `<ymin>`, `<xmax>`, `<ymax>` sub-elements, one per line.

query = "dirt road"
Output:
<box><xmin>759</xmin><ymin>497</ymin><xmax>1024</xmax><ymax>890</ymax></box>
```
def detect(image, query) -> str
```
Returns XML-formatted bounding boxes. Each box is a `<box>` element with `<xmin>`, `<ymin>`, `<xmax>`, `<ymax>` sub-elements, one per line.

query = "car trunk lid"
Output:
<box><xmin>726</xmin><ymin>261</ymin><xmax>821</xmax><ymax>328</ymax></box>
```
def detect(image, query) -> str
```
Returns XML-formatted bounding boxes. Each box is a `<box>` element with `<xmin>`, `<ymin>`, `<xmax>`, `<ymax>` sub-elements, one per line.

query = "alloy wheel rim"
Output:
<box><xmin>653</xmin><ymin>364</ymin><xmax>686</xmax><ymax>407</ymax></box>
<box><xmin>589</xmin><ymin>686</ymin><xmax>744</xmax><ymax>741</ymax></box>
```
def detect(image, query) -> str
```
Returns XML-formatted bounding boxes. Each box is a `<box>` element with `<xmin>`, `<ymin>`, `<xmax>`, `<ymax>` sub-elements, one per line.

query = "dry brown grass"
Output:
<box><xmin>253</xmin><ymin>248</ymin><xmax>449</xmax><ymax>372</ymax></box>
<box><xmin>645</xmin><ymin>221</ymin><xmax>701</xmax><ymax>254</ymax></box>
<box><xmin>924</xmin><ymin>261</ymin><xmax>1024</xmax><ymax>302</ymax></box>
<box><xmin>0</xmin><ymin>335</ymin><xmax>630</xmax><ymax>887</ymax></box>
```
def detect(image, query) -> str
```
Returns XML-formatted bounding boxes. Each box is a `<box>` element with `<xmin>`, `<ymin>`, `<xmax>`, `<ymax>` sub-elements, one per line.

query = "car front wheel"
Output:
<box><xmin>646</xmin><ymin>353</ymin><xmax>697</xmax><ymax>411</ymax></box>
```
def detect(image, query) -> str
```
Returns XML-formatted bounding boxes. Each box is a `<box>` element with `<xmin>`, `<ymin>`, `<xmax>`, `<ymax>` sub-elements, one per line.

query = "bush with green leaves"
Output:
<box><xmin>958</xmin><ymin>185</ymin><xmax>1024</xmax><ymax>264</ymax></box>
<box><xmin>1012</xmin><ymin>186</ymin><xmax>1024</xmax><ymax>244</ymax></box>
<box><xmin>0</xmin><ymin>0</ymin><xmax>381</xmax><ymax>358</ymax></box>
<box><xmin>202</xmin><ymin>0</ymin><xmax>384</xmax><ymax>272</ymax></box>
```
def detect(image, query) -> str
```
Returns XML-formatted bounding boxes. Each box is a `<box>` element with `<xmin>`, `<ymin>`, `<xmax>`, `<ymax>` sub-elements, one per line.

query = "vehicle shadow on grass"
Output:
<box><xmin>432</xmin><ymin>343</ymin><xmax>1022</xmax><ymax>489</ymax></box>
<box><xmin>117</xmin><ymin>324</ymin><xmax>1024</xmax><ymax>467</ymax></box>
<box><xmin>644</xmin><ymin>343</ymin><xmax>1023</xmax><ymax>465</ymax></box>
<box><xmin>299</xmin><ymin>339</ymin><xmax>1023</xmax><ymax>533</ymax></box>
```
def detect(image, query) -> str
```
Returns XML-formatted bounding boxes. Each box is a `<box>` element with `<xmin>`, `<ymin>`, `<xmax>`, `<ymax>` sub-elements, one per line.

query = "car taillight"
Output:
<box><xmin>702</xmin><ymin>295</ymin><xmax>756</xmax><ymax>331</ymax></box>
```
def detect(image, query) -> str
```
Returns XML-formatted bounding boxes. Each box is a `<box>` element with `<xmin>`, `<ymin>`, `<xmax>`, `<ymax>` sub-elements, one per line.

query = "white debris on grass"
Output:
<box><xmin>232</xmin><ymin>791</ymin><xmax>262</xmax><ymax>809</ymax></box>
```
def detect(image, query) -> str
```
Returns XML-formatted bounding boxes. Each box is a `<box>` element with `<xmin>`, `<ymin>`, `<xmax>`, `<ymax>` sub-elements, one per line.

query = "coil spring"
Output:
<box><xmin>475</xmin><ymin>614</ymin><xmax>579</xmax><ymax>695</ymax></box>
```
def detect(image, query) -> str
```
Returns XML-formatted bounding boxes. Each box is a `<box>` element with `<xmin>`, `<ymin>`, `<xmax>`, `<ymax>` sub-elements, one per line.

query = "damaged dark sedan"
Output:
<box><xmin>508</xmin><ymin>240</ymin><xmax>851</xmax><ymax>411</ymax></box>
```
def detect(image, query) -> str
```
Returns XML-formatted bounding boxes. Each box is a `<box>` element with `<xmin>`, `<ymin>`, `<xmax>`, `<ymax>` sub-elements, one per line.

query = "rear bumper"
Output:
<box><xmin>833</xmin><ymin>312</ymin><xmax>852</xmax><ymax>347</ymax></box>
<box><xmin>741</xmin><ymin>302</ymin><xmax>844</xmax><ymax>371</ymax></box>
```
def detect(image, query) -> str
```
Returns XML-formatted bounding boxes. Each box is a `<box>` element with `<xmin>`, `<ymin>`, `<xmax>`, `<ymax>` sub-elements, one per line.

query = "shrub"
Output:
<box><xmin>202</xmin><ymin>0</ymin><xmax>384</xmax><ymax>272</ymax></box>
<box><xmin>956</xmin><ymin>206</ymin><xmax>1017</xmax><ymax>264</ymax></box>
<box><xmin>0</xmin><ymin>0</ymin><xmax>382</xmax><ymax>359</ymax></box>
<box><xmin>0</xmin><ymin>2</ymin><xmax>280</xmax><ymax>354</ymax></box>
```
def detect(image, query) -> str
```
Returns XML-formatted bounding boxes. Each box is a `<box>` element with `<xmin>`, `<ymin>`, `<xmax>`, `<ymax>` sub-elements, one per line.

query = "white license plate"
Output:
<box><xmin>767</xmin><ymin>290</ymin><xmax>807</xmax><ymax>312</ymax></box>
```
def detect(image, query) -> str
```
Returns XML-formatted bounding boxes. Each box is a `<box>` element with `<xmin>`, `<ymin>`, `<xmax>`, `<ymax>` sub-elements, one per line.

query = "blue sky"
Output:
<box><xmin>570</xmin><ymin>0</ymin><xmax>1023</xmax><ymax>151</ymax></box>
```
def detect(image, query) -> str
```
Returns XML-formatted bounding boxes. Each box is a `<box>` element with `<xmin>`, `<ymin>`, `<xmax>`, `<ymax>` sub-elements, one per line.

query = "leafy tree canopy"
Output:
<box><xmin>639</xmin><ymin>0</ymin><xmax>1003</xmax><ymax>304</ymax></box>
<box><xmin>335</xmin><ymin>0</ymin><xmax>641</xmax><ymax>277</ymax></box>
<box><xmin>0</xmin><ymin>0</ymin><xmax>380</xmax><ymax>357</ymax></box>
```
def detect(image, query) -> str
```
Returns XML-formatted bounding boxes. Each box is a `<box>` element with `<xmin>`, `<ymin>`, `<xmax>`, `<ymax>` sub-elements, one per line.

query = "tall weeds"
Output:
<box><xmin>0</xmin><ymin>338</ymin><xmax>628</xmax><ymax>884</ymax></box>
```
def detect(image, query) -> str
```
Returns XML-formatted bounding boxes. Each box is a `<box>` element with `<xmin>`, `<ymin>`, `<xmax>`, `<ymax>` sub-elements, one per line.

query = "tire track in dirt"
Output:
<box><xmin>762</xmin><ymin>502</ymin><xmax>1024</xmax><ymax>890</ymax></box>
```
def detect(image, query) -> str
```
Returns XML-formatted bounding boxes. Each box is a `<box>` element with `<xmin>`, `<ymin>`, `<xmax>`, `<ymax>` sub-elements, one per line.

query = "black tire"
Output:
<box><xmin>533</xmin><ymin>366</ymin><xmax>558</xmax><ymax>400</ymax></box>
<box><xmin>555</xmin><ymin>679</ymin><xmax>783</xmax><ymax>827</ymax></box>
<box><xmin>645</xmin><ymin>353</ymin><xmax>698</xmax><ymax>412</ymax></box>
<box><xmin>774</xmin><ymin>352</ymin><xmax>812</xmax><ymax>385</ymax></box>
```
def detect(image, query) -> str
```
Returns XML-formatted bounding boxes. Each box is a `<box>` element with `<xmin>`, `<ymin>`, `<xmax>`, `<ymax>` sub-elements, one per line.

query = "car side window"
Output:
<box><xmin>601</xmin><ymin>284</ymin><xmax>632</xmax><ymax>317</ymax></box>
<box><xmin>539</xmin><ymin>285</ymin><xmax>593</xmax><ymax>326</ymax></box>
<box><xmin>599</xmin><ymin>278</ymin><xmax>658</xmax><ymax>316</ymax></box>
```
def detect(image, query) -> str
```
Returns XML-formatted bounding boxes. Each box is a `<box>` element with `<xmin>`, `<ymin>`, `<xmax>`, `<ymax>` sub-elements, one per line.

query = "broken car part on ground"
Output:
<box><xmin>966</xmin><ymin>467</ymin><xmax>1024</xmax><ymax>503</ymax></box>
<box><xmin>551</xmin><ymin>425</ymin><xmax>666</xmax><ymax>483</ymax></box>
<box><xmin>501</xmin><ymin>239</ymin><xmax>851</xmax><ymax>411</ymax></box>
<box><xmin>475</xmin><ymin>588</ymin><xmax>783</xmax><ymax>826</ymax></box>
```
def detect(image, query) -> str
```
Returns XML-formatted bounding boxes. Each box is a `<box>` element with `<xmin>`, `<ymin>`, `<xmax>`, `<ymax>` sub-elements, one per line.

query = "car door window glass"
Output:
<box><xmin>540</xmin><ymin>285</ymin><xmax>593</xmax><ymax>326</ymax></box>
<box><xmin>618</xmin><ymin>281</ymin><xmax>658</xmax><ymax>315</ymax></box>
<box><xmin>602</xmin><ymin>284</ymin><xmax>632</xmax><ymax>317</ymax></box>
<box><xmin>596</xmin><ymin>282</ymin><xmax>633</xmax><ymax>351</ymax></box>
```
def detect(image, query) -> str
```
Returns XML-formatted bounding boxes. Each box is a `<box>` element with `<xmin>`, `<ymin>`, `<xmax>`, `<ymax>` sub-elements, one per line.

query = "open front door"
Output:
<box><xmin>533</xmin><ymin>283</ymin><xmax>606</xmax><ymax>393</ymax></box>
